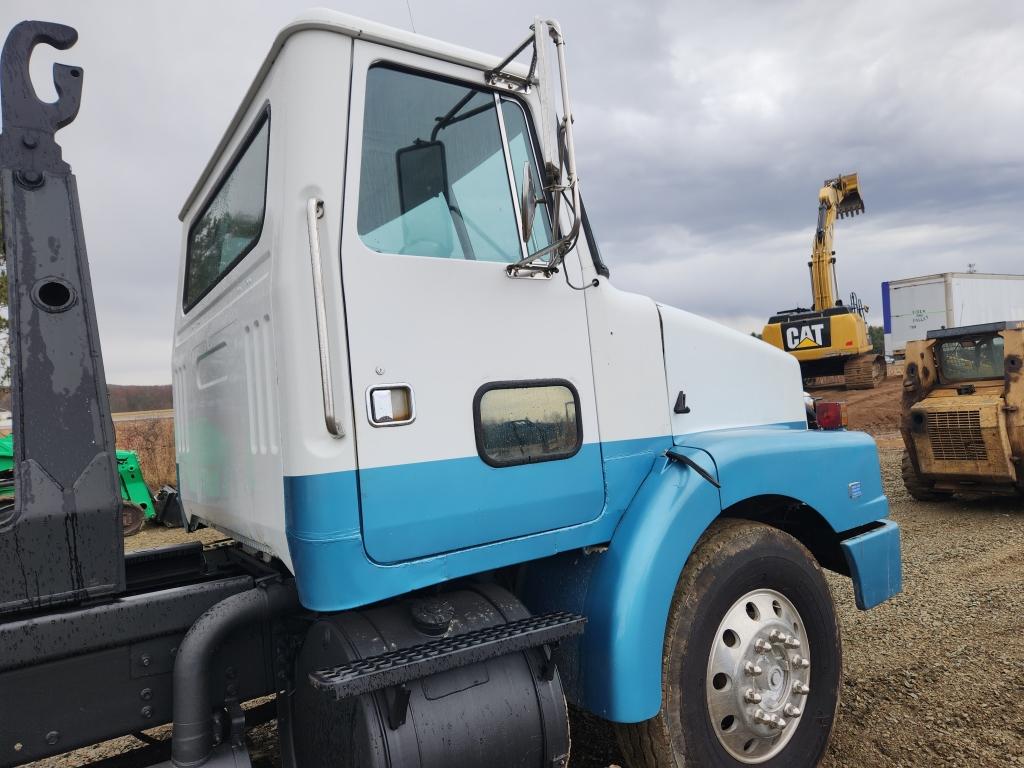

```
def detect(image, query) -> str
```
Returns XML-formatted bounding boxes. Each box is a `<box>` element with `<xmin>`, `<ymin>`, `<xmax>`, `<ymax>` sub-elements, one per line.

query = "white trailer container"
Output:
<box><xmin>882</xmin><ymin>272</ymin><xmax>1024</xmax><ymax>358</ymax></box>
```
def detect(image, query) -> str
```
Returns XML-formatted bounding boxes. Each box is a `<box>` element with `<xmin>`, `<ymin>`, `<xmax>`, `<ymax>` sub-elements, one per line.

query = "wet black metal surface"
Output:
<box><xmin>0</xmin><ymin>574</ymin><xmax>255</xmax><ymax>672</ymax></box>
<box><xmin>0</xmin><ymin>20</ymin><xmax>124</xmax><ymax>615</ymax></box>
<box><xmin>310</xmin><ymin>610</ymin><xmax>586</xmax><ymax>699</ymax></box>
<box><xmin>0</xmin><ymin>538</ymin><xmax>293</xmax><ymax>768</ymax></box>
<box><xmin>291</xmin><ymin>586</ymin><xmax>576</xmax><ymax>768</ymax></box>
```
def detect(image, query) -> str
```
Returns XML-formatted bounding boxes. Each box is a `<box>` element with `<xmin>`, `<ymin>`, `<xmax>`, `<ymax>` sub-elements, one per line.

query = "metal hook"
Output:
<box><xmin>0</xmin><ymin>20</ymin><xmax>82</xmax><ymax>173</ymax></box>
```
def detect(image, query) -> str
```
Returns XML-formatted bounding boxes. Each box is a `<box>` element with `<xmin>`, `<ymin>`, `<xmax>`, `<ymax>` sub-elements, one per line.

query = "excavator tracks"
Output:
<box><xmin>843</xmin><ymin>353</ymin><xmax>887</xmax><ymax>390</ymax></box>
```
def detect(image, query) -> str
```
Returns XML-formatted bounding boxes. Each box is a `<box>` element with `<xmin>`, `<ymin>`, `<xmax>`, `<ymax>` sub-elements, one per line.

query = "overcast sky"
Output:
<box><xmin>2</xmin><ymin>1</ymin><xmax>1021</xmax><ymax>383</ymax></box>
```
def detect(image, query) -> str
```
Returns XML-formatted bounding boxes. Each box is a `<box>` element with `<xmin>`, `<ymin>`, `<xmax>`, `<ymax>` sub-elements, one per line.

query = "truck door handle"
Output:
<box><xmin>306</xmin><ymin>197</ymin><xmax>343</xmax><ymax>438</ymax></box>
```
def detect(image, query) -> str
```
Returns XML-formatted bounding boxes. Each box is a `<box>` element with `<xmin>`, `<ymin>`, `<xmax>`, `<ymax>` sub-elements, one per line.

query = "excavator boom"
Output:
<box><xmin>811</xmin><ymin>173</ymin><xmax>864</xmax><ymax>312</ymax></box>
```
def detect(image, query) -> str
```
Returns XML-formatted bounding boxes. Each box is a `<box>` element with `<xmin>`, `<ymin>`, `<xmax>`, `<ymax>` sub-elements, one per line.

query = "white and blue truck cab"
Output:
<box><xmin>172</xmin><ymin>11</ymin><xmax>901</xmax><ymax>767</ymax></box>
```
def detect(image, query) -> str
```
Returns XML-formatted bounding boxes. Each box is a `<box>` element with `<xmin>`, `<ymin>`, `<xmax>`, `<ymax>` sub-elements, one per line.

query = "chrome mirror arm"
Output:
<box><xmin>503</xmin><ymin>19</ymin><xmax>584</xmax><ymax>279</ymax></box>
<box><xmin>506</xmin><ymin>179</ymin><xmax>581</xmax><ymax>277</ymax></box>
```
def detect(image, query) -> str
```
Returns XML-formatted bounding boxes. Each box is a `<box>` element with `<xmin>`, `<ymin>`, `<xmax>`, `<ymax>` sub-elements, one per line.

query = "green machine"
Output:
<box><xmin>0</xmin><ymin>434</ymin><xmax>165</xmax><ymax>534</ymax></box>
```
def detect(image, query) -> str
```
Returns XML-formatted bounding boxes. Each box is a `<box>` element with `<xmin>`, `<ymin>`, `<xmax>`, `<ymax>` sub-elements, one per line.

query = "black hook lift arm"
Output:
<box><xmin>0</xmin><ymin>20</ymin><xmax>125</xmax><ymax>615</ymax></box>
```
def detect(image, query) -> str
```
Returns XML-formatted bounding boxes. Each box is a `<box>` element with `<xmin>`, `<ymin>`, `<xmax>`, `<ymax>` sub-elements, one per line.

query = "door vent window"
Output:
<box><xmin>184</xmin><ymin>110</ymin><xmax>270</xmax><ymax>311</ymax></box>
<box><xmin>474</xmin><ymin>380</ymin><xmax>582</xmax><ymax>467</ymax></box>
<box><xmin>500</xmin><ymin>99</ymin><xmax>552</xmax><ymax>255</ymax></box>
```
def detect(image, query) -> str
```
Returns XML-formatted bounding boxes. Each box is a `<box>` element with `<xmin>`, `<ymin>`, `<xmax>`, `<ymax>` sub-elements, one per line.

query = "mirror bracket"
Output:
<box><xmin>495</xmin><ymin>19</ymin><xmax>583</xmax><ymax>279</ymax></box>
<box><xmin>484</xmin><ymin>32</ymin><xmax>537</xmax><ymax>93</ymax></box>
<box><xmin>506</xmin><ymin>263</ymin><xmax>557</xmax><ymax>280</ymax></box>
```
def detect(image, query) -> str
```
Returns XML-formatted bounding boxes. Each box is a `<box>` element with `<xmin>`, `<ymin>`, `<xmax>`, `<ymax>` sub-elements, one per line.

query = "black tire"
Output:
<box><xmin>122</xmin><ymin>502</ymin><xmax>146</xmax><ymax>537</ymax></box>
<box><xmin>615</xmin><ymin>519</ymin><xmax>841</xmax><ymax>768</ymax></box>
<box><xmin>901</xmin><ymin>451</ymin><xmax>952</xmax><ymax>502</ymax></box>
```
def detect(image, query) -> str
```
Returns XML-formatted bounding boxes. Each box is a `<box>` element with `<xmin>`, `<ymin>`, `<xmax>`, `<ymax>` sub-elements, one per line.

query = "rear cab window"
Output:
<box><xmin>184</xmin><ymin>110</ymin><xmax>270</xmax><ymax>311</ymax></box>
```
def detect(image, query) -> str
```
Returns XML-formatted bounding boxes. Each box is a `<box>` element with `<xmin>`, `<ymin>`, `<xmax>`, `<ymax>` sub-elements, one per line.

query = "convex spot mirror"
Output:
<box><xmin>520</xmin><ymin>161</ymin><xmax>538</xmax><ymax>243</ymax></box>
<box><xmin>396</xmin><ymin>140</ymin><xmax>448</xmax><ymax>213</ymax></box>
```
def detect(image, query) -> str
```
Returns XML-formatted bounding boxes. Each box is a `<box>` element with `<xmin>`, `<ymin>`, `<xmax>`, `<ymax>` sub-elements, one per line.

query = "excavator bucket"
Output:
<box><xmin>835</xmin><ymin>173</ymin><xmax>865</xmax><ymax>219</ymax></box>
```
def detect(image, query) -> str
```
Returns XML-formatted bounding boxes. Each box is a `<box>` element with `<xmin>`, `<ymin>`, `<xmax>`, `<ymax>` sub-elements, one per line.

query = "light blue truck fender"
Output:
<box><xmin>577</xmin><ymin>449</ymin><xmax>720</xmax><ymax>722</ymax></box>
<box><xmin>575</xmin><ymin>426</ymin><xmax>901</xmax><ymax>722</ymax></box>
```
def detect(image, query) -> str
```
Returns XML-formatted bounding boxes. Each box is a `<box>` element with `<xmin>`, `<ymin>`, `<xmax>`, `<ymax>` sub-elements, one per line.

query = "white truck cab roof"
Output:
<box><xmin>180</xmin><ymin>8</ymin><xmax>530</xmax><ymax>220</ymax></box>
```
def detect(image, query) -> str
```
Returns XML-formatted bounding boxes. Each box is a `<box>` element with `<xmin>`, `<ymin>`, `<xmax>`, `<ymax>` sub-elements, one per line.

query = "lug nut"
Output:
<box><xmin>744</xmin><ymin>662</ymin><xmax>763</xmax><ymax>676</ymax></box>
<box><xmin>784</xmin><ymin>704</ymin><xmax>802</xmax><ymax>717</ymax></box>
<box><xmin>769</xmin><ymin>630</ymin><xmax>786</xmax><ymax>643</ymax></box>
<box><xmin>790</xmin><ymin>655</ymin><xmax>810</xmax><ymax>669</ymax></box>
<box><xmin>793</xmin><ymin>682</ymin><xmax>810</xmax><ymax>696</ymax></box>
<box><xmin>744</xmin><ymin>688</ymin><xmax>763</xmax><ymax>704</ymax></box>
<box><xmin>754</xmin><ymin>639</ymin><xmax>773</xmax><ymax>653</ymax></box>
<box><xmin>784</xmin><ymin>636</ymin><xmax>801</xmax><ymax>649</ymax></box>
<box><xmin>755</xmin><ymin>711</ymin><xmax>785</xmax><ymax>730</ymax></box>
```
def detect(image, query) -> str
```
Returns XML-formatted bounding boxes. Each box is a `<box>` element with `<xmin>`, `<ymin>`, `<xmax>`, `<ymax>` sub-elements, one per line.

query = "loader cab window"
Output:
<box><xmin>357</xmin><ymin>65</ymin><xmax>547</xmax><ymax>262</ymax></box>
<box><xmin>184</xmin><ymin>112</ymin><xmax>270</xmax><ymax>311</ymax></box>
<box><xmin>936</xmin><ymin>335</ymin><xmax>1005</xmax><ymax>382</ymax></box>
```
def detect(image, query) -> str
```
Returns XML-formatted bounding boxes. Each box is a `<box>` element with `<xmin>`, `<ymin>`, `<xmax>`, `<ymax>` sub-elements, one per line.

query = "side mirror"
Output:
<box><xmin>396</xmin><ymin>140</ymin><xmax>448</xmax><ymax>213</ymax></box>
<box><xmin>520</xmin><ymin>162</ymin><xmax>537</xmax><ymax>243</ymax></box>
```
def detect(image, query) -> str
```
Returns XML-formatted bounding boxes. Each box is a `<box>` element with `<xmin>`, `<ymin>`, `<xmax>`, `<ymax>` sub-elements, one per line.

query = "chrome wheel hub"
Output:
<box><xmin>705</xmin><ymin>589</ymin><xmax>810</xmax><ymax>763</ymax></box>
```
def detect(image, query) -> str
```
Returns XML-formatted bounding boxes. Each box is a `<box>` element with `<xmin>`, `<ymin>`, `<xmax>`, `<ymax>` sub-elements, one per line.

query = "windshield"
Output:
<box><xmin>936</xmin><ymin>334</ymin><xmax>1004</xmax><ymax>382</ymax></box>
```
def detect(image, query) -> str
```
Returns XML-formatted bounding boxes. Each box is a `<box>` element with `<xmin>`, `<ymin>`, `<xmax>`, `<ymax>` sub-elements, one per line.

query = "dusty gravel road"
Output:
<box><xmin>819</xmin><ymin>448</ymin><xmax>1024</xmax><ymax>768</ymax></box>
<box><xmin>31</xmin><ymin>450</ymin><xmax>1024</xmax><ymax>768</ymax></box>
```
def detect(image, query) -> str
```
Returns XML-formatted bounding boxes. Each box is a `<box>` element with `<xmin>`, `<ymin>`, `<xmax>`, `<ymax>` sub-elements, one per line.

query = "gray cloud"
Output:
<box><xmin>1</xmin><ymin>0</ymin><xmax>1021</xmax><ymax>381</ymax></box>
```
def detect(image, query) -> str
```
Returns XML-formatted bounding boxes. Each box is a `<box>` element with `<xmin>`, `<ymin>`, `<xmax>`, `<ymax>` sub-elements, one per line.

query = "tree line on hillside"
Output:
<box><xmin>0</xmin><ymin>384</ymin><xmax>172</xmax><ymax>414</ymax></box>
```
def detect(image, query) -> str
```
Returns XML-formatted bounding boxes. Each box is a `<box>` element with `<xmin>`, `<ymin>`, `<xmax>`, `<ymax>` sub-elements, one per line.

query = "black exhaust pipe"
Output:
<box><xmin>171</xmin><ymin>579</ymin><xmax>298</xmax><ymax>768</ymax></box>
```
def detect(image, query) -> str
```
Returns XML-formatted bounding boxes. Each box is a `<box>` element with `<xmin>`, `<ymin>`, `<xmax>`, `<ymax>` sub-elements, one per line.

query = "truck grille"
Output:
<box><xmin>926</xmin><ymin>410</ymin><xmax>987</xmax><ymax>461</ymax></box>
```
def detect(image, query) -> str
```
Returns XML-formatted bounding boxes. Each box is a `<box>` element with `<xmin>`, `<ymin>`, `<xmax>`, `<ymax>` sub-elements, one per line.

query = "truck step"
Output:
<box><xmin>309</xmin><ymin>611</ymin><xmax>586</xmax><ymax>699</ymax></box>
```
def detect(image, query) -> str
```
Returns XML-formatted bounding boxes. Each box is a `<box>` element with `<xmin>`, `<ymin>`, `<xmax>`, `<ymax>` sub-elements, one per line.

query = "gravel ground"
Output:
<box><xmin>29</xmin><ymin>450</ymin><xmax>1024</xmax><ymax>768</ymax></box>
<box><xmin>820</xmin><ymin>448</ymin><xmax>1024</xmax><ymax>768</ymax></box>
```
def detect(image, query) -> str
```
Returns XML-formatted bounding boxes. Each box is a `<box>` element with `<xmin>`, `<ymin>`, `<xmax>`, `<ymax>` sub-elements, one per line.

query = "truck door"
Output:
<box><xmin>340</xmin><ymin>43</ymin><xmax>604</xmax><ymax>564</ymax></box>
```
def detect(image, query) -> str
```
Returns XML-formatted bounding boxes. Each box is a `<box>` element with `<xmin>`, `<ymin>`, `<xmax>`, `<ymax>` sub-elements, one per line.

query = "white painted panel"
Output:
<box><xmin>949</xmin><ymin>276</ymin><xmax>1024</xmax><ymax>327</ymax></box>
<box><xmin>885</xmin><ymin>278</ymin><xmax>947</xmax><ymax>355</ymax></box>
<box><xmin>885</xmin><ymin>273</ymin><xmax>1024</xmax><ymax>354</ymax></box>
<box><xmin>341</xmin><ymin>41</ymin><xmax>600</xmax><ymax>471</ymax></box>
<box><xmin>584</xmin><ymin>285</ymin><xmax>671</xmax><ymax>444</ymax></box>
<box><xmin>173</xmin><ymin>30</ymin><xmax>358</xmax><ymax>567</ymax></box>
<box><xmin>660</xmin><ymin>306</ymin><xmax>806</xmax><ymax>436</ymax></box>
<box><xmin>340</xmin><ymin>40</ymin><xmax>606</xmax><ymax>562</ymax></box>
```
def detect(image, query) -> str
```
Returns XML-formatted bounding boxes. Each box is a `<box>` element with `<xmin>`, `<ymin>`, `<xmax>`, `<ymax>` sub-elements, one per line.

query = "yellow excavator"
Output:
<box><xmin>762</xmin><ymin>173</ymin><xmax>886</xmax><ymax>389</ymax></box>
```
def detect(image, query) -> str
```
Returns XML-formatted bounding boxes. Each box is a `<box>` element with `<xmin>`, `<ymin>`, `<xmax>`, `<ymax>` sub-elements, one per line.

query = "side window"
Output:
<box><xmin>500</xmin><ymin>99</ymin><xmax>553</xmax><ymax>256</ymax></box>
<box><xmin>184</xmin><ymin>112</ymin><xmax>270</xmax><ymax>311</ymax></box>
<box><xmin>357</xmin><ymin>66</ymin><xmax>522</xmax><ymax>263</ymax></box>
<box><xmin>474</xmin><ymin>381</ymin><xmax>582</xmax><ymax>468</ymax></box>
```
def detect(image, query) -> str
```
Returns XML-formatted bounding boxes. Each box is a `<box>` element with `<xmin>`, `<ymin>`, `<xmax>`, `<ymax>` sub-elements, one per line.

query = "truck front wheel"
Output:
<box><xmin>616</xmin><ymin>519</ymin><xmax>841</xmax><ymax>767</ymax></box>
